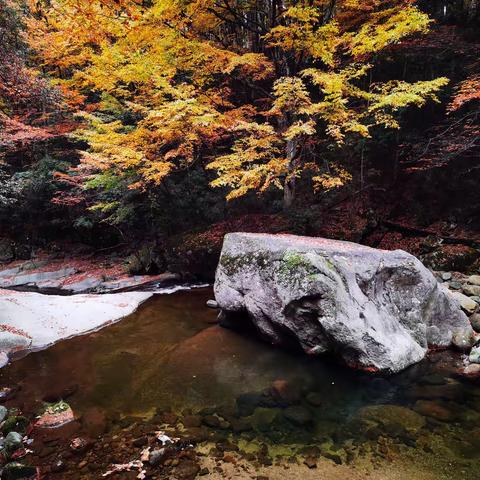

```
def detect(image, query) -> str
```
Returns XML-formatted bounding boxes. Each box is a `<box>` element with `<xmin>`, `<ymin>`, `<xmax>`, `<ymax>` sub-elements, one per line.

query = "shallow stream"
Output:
<box><xmin>1</xmin><ymin>288</ymin><xmax>480</xmax><ymax>479</ymax></box>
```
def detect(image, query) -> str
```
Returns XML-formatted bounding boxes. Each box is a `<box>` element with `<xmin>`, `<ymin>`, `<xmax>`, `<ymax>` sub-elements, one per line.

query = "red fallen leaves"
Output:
<box><xmin>0</xmin><ymin>324</ymin><xmax>32</xmax><ymax>339</ymax></box>
<box><xmin>177</xmin><ymin>214</ymin><xmax>289</xmax><ymax>253</ymax></box>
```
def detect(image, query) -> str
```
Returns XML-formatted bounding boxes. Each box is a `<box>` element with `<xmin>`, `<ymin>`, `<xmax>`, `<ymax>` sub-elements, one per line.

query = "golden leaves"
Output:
<box><xmin>344</xmin><ymin>6</ymin><xmax>431</xmax><ymax>57</ymax></box>
<box><xmin>265</xmin><ymin>7</ymin><xmax>340</xmax><ymax>67</ymax></box>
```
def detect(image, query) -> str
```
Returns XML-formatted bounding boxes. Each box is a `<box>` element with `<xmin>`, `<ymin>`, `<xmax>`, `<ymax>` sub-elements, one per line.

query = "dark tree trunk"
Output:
<box><xmin>283</xmin><ymin>137</ymin><xmax>299</xmax><ymax>210</ymax></box>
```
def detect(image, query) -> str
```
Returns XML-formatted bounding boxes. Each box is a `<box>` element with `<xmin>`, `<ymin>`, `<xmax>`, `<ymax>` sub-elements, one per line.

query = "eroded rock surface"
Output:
<box><xmin>214</xmin><ymin>233</ymin><xmax>472</xmax><ymax>373</ymax></box>
<box><xmin>0</xmin><ymin>289</ymin><xmax>152</xmax><ymax>363</ymax></box>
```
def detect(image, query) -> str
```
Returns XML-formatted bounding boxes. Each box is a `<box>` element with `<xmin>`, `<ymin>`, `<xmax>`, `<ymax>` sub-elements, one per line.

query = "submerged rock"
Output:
<box><xmin>268</xmin><ymin>379</ymin><xmax>301</xmax><ymax>405</ymax></box>
<box><xmin>413</xmin><ymin>400</ymin><xmax>454</xmax><ymax>421</ymax></box>
<box><xmin>450</xmin><ymin>291</ymin><xmax>478</xmax><ymax>315</ymax></box>
<box><xmin>2</xmin><ymin>416</ymin><xmax>29</xmax><ymax>435</ymax></box>
<box><xmin>2</xmin><ymin>462</ymin><xmax>36</xmax><ymax>480</ymax></box>
<box><xmin>469</xmin><ymin>313</ymin><xmax>480</xmax><ymax>333</ymax></box>
<box><xmin>4</xmin><ymin>432</ymin><xmax>23</xmax><ymax>453</ymax></box>
<box><xmin>149</xmin><ymin>448</ymin><xmax>166</xmax><ymax>466</ymax></box>
<box><xmin>469</xmin><ymin>342</ymin><xmax>480</xmax><ymax>364</ymax></box>
<box><xmin>35</xmin><ymin>401</ymin><xmax>74</xmax><ymax>429</ymax></box>
<box><xmin>283</xmin><ymin>405</ymin><xmax>312</xmax><ymax>426</ymax></box>
<box><xmin>0</xmin><ymin>405</ymin><xmax>8</xmax><ymax>423</ymax></box>
<box><xmin>214</xmin><ymin>233</ymin><xmax>471</xmax><ymax>373</ymax></box>
<box><xmin>355</xmin><ymin>405</ymin><xmax>426</xmax><ymax>436</ymax></box>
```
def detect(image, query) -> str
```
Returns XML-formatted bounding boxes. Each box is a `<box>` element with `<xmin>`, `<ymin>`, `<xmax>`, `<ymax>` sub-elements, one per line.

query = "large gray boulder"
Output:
<box><xmin>214</xmin><ymin>233</ymin><xmax>472</xmax><ymax>373</ymax></box>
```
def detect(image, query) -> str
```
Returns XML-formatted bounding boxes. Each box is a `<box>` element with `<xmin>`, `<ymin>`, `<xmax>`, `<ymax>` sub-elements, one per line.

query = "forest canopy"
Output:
<box><xmin>1</xmin><ymin>0</ymin><xmax>478</xmax><ymax>246</ymax></box>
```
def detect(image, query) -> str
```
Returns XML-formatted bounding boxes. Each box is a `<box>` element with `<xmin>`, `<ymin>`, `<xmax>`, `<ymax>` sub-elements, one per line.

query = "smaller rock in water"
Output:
<box><xmin>355</xmin><ymin>405</ymin><xmax>426</xmax><ymax>435</ymax></box>
<box><xmin>69</xmin><ymin>437</ymin><xmax>91</xmax><ymax>454</ymax></box>
<box><xmin>463</xmin><ymin>364</ymin><xmax>480</xmax><ymax>377</ymax></box>
<box><xmin>449</xmin><ymin>281</ymin><xmax>463</xmax><ymax>290</ymax></box>
<box><xmin>174</xmin><ymin>459</ymin><xmax>200</xmax><ymax>480</ymax></box>
<box><xmin>305</xmin><ymin>392</ymin><xmax>323</xmax><ymax>407</ymax></box>
<box><xmin>236</xmin><ymin>392</ymin><xmax>264</xmax><ymax>417</ymax></box>
<box><xmin>0</xmin><ymin>351</ymin><xmax>9</xmax><ymax>368</ymax></box>
<box><xmin>202</xmin><ymin>415</ymin><xmax>222</xmax><ymax>429</ymax></box>
<box><xmin>206</xmin><ymin>300</ymin><xmax>219</xmax><ymax>309</ymax></box>
<box><xmin>463</xmin><ymin>284</ymin><xmax>480</xmax><ymax>297</ymax></box>
<box><xmin>452</xmin><ymin>329</ymin><xmax>477</xmax><ymax>351</ymax></box>
<box><xmin>2</xmin><ymin>462</ymin><xmax>36</xmax><ymax>480</ymax></box>
<box><xmin>283</xmin><ymin>405</ymin><xmax>312</xmax><ymax>426</ymax></box>
<box><xmin>2</xmin><ymin>416</ymin><xmax>29</xmax><ymax>435</ymax></box>
<box><xmin>0</xmin><ymin>387</ymin><xmax>15</xmax><ymax>400</ymax></box>
<box><xmin>304</xmin><ymin>456</ymin><xmax>317</xmax><ymax>469</ymax></box>
<box><xmin>251</xmin><ymin>407</ymin><xmax>279</xmax><ymax>431</ymax></box>
<box><xmin>470</xmin><ymin>313</ymin><xmax>480</xmax><ymax>333</ymax></box>
<box><xmin>182</xmin><ymin>415</ymin><xmax>202</xmax><ymax>428</ymax></box>
<box><xmin>441</xmin><ymin>272</ymin><xmax>452</xmax><ymax>281</ymax></box>
<box><xmin>0</xmin><ymin>405</ymin><xmax>8</xmax><ymax>423</ymax></box>
<box><xmin>82</xmin><ymin>406</ymin><xmax>107</xmax><ymax>437</ymax></box>
<box><xmin>418</xmin><ymin>374</ymin><xmax>446</xmax><ymax>386</ymax></box>
<box><xmin>51</xmin><ymin>459</ymin><xmax>66</xmax><ymax>473</ymax></box>
<box><xmin>467</xmin><ymin>275</ymin><xmax>480</xmax><ymax>286</ymax></box>
<box><xmin>149</xmin><ymin>448</ymin><xmax>166</xmax><ymax>466</ymax></box>
<box><xmin>132</xmin><ymin>436</ymin><xmax>148</xmax><ymax>448</ymax></box>
<box><xmin>4</xmin><ymin>432</ymin><xmax>23</xmax><ymax>452</ymax></box>
<box><xmin>450</xmin><ymin>291</ymin><xmax>478</xmax><ymax>314</ymax></box>
<box><xmin>269</xmin><ymin>379</ymin><xmax>301</xmax><ymax>405</ymax></box>
<box><xmin>413</xmin><ymin>400</ymin><xmax>454</xmax><ymax>422</ymax></box>
<box><xmin>230</xmin><ymin>418</ymin><xmax>252</xmax><ymax>433</ymax></box>
<box><xmin>469</xmin><ymin>342</ymin><xmax>480</xmax><ymax>364</ymax></box>
<box><xmin>35</xmin><ymin>401</ymin><xmax>74</xmax><ymax>428</ymax></box>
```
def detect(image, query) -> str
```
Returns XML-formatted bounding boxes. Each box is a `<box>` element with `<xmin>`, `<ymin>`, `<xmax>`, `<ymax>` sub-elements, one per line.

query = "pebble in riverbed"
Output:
<box><xmin>469</xmin><ymin>341</ymin><xmax>480</xmax><ymax>363</ymax></box>
<box><xmin>470</xmin><ymin>313</ymin><xmax>480</xmax><ymax>333</ymax></box>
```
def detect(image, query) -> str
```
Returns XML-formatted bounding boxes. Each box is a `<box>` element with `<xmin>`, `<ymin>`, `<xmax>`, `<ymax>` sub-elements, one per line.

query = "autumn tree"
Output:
<box><xmin>0</xmin><ymin>0</ymin><xmax>59</xmax><ymax>155</ymax></box>
<box><xmin>203</xmin><ymin>0</ymin><xmax>449</xmax><ymax>207</ymax></box>
<box><xmin>26</xmin><ymin>0</ymin><xmax>449</xmax><ymax>214</ymax></box>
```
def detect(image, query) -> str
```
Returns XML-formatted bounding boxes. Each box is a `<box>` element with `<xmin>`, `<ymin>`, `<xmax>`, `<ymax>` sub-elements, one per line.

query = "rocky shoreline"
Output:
<box><xmin>0</xmin><ymin>257</ymin><xmax>180</xmax><ymax>295</ymax></box>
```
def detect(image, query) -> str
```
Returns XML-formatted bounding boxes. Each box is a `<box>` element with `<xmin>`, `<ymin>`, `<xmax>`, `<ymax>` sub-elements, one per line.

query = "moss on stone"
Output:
<box><xmin>277</xmin><ymin>252</ymin><xmax>318</xmax><ymax>284</ymax></box>
<box><xmin>1</xmin><ymin>416</ymin><xmax>30</xmax><ymax>435</ymax></box>
<box><xmin>220</xmin><ymin>251</ymin><xmax>271</xmax><ymax>276</ymax></box>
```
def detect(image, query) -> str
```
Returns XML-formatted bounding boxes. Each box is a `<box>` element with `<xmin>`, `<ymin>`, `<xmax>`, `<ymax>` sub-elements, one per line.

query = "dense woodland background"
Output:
<box><xmin>0</xmin><ymin>0</ymin><xmax>479</xmax><ymax>278</ymax></box>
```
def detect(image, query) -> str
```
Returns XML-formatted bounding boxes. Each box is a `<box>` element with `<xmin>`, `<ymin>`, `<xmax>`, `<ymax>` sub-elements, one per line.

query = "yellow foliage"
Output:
<box><xmin>344</xmin><ymin>6</ymin><xmax>431</xmax><ymax>57</ymax></box>
<box><xmin>26</xmin><ymin>0</ymin><xmax>450</xmax><ymax>205</ymax></box>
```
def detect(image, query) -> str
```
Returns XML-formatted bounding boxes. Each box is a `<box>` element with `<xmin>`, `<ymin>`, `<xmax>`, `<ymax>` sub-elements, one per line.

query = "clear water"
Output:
<box><xmin>1</xmin><ymin>288</ymin><xmax>480</xmax><ymax>478</ymax></box>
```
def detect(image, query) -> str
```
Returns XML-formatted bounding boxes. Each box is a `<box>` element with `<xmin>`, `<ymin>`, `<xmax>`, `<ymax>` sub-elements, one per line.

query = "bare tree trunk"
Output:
<box><xmin>283</xmin><ymin>137</ymin><xmax>299</xmax><ymax>210</ymax></box>
<box><xmin>464</xmin><ymin>0</ymin><xmax>479</xmax><ymax>21</ymax></box>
